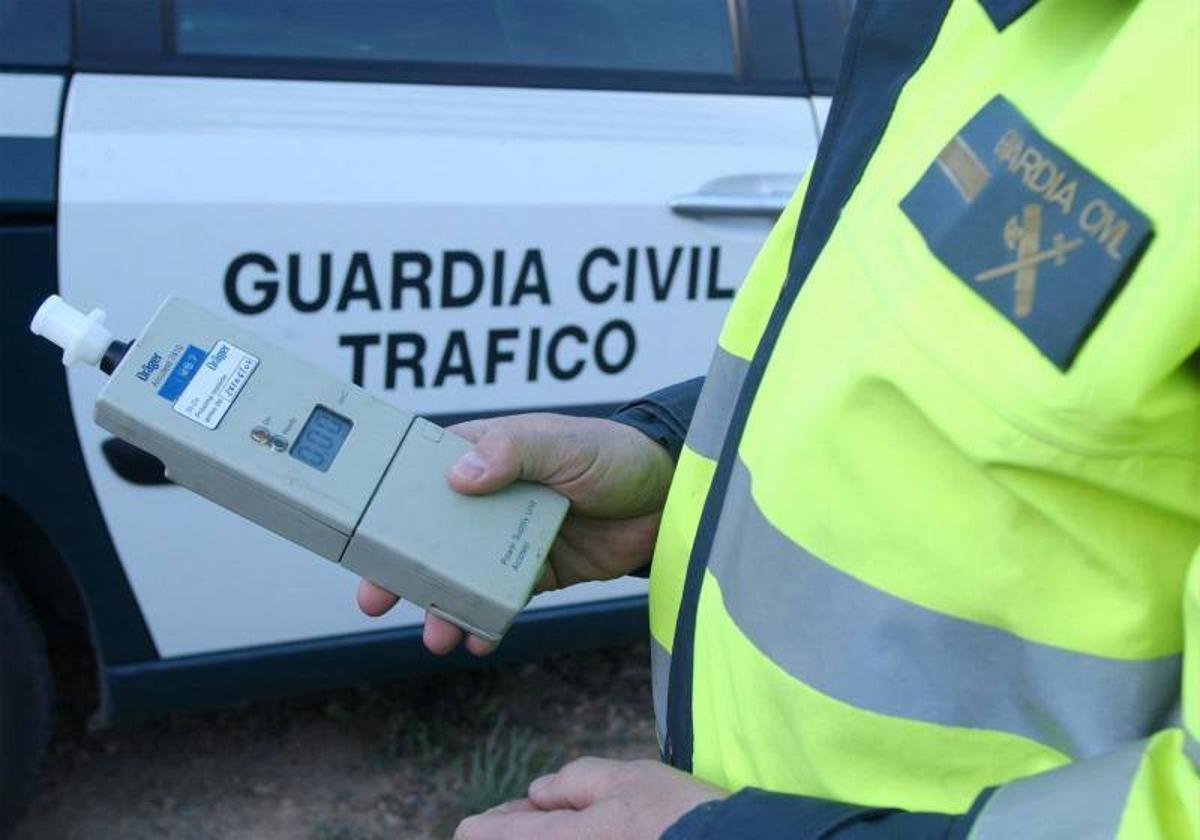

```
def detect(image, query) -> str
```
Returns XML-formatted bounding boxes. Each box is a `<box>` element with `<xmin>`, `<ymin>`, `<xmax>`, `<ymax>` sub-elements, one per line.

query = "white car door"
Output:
<box><xmin>58</xmin><ymin>0</ymin><xmax>822</xmax><ymax>658</ymax></box>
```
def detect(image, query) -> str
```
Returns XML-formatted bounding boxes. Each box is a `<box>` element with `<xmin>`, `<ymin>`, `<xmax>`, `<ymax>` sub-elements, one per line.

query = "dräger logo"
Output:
<box><xmin>205</xmin><ymin>344</ymin><xmax>229</xmax><ymax>371</ymax></box>
<box><xmin>135</xmin><ymin>352</ymin><xmax>163</xmax><ymax>382</ymax></box>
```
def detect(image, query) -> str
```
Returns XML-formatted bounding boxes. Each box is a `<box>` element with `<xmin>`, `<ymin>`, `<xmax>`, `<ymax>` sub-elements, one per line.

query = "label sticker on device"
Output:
<box><xmin>172</xmin><ymin>340</ymin><xmax>259</xmax><ymax>429</ymax></box>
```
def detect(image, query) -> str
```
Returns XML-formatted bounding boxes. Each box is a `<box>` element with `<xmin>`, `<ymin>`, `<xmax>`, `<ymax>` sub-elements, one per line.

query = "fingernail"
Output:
<box><xmin>452</xmin><ymin>451</ymin><xmax>487</xmax><ymax>480</ymax></box>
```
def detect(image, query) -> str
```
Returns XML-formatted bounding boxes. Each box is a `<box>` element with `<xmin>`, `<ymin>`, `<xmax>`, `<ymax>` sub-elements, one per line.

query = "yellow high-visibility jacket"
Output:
<box><xmin>645</xmin><ymin>1</ymin><xmax>1199</xmax><ymax>836</ymax></box>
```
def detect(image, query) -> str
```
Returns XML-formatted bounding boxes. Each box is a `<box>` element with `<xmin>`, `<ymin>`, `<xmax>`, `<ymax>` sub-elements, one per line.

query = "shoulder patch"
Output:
<box><xmin>900</xmin><ymin>95</ymin><xmax>1152</xmax><ymax>369</ymax></box>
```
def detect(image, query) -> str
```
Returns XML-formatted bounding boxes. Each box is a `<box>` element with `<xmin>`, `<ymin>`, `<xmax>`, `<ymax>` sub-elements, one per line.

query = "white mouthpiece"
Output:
<box><xmin>30</xmin><ymin>294</ymin><xmax>114</xmax><ymax>367</ymax></box>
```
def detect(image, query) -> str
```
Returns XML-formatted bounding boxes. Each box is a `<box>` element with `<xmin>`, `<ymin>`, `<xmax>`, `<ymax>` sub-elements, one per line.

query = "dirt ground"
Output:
<box><xmin>13</xmin><ymin>641</ymin><xmax>658</xmax><ymax>840</ymax></box>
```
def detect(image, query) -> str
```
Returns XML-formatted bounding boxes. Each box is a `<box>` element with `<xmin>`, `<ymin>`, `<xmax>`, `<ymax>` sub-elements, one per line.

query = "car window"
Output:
<box><xmin>0</xmin><ymin>0</ymin><xmax>70</xmax><ymax>66</ymax></box>
<box><xmin>174</xmin><ymin>0</ymin><xmax>735</xmax><ymax>78</ymax></box>
<box><xmin>796</xmin><ymin>0</ymin><xmax>856</xmax><ymax>95</ymax></box>
<box><xmin>738</xmin><ymin>0</ymin><xmax>804</xmax><ymax>85</ymax></box>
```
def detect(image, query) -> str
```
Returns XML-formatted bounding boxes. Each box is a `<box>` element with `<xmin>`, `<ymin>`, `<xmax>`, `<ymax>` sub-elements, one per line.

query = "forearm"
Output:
<box><xmin>610</xmin><ymin>376</ymin><xmax>705</xmax><ymax>462</ymax></box>
<box><xmin>663</xmin><ymin>788</ymin><xmax>991</xmax><ymax>840</ymax></box>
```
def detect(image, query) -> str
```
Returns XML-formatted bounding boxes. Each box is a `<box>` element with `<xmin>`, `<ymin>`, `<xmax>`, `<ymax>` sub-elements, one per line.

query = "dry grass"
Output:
<box><xmin>457</xmin><ymin>717</ymin><xmax>564</xmax><ymax>817</ymax></box>
<box><xmin>15</xmin><ymin>642</ymin><xmax>657</xmax><ymax>840</ymax></box>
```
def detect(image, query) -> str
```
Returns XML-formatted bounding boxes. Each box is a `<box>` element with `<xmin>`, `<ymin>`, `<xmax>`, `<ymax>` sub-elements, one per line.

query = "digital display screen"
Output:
<box><xmin>289</xmin><ymin>406</ymin><xmax>353</xmax><ymax>473</ymax></box>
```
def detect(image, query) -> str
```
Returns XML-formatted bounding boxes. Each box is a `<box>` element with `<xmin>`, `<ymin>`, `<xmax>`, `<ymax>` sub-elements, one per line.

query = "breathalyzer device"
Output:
<box><xmin>30</xmin><ymin>295</ymin><xmax>568</xmax><ymax>641</ymax></box>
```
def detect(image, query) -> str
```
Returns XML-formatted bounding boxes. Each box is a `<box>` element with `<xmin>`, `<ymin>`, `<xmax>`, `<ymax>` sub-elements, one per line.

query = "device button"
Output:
<box><xmin>270</xmin><ymin>435</ymin><xmax>288</xmax><ymax>452</ymax></box>
<box><xmin>250</xmin><ymin>426</ymin><xmax>271</xmax><ymax>445</ymax></box>
<box><xmin>420</xmin><ymin>422</ymin><xmax>444</xmax><ymax>443</ymax></box>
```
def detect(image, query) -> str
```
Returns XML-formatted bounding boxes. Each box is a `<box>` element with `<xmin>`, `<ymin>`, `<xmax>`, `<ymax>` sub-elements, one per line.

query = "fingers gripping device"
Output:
<box><xmin>31</xmin><ymin>296</ymin><xmax>568</xmax><ymax>641</ymax></box>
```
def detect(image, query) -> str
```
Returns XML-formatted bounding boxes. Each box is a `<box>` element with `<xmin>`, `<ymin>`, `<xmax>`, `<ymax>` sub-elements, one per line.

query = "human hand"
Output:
<box><xmin>357</xmin><ymin>413</ymin><xmax>675</xmax><ymax>655</ymax></box>
<box><xmin>453</xmin><ymin>757</ymin><xmax>725</xmax><ymax>840</ymax></box>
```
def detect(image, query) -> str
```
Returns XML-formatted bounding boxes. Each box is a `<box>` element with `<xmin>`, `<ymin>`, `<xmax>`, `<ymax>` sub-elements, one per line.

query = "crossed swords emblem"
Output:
<box><xmin>974</xmin><ymin>203</ymin><xmax>1083</xmax><ymax>318</ymax></box>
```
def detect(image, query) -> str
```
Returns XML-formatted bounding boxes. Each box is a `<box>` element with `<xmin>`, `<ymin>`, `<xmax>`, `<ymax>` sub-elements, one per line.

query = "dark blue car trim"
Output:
<box><xmin>662</xmin><ymin>0</ymin><xmax>954</xmax><ymax>771</ymax></box>
<box><xmin>0</xmin><ymin>138</ymin><xmax>58</xmax><ymax>216</ymax></box>
<box><xmin>1</xmin><ymin>225</ymin><xmax>160</xmax><ymax>665</ymax></box>
<box><xmin>103</xmin><ymin>594</ymin><xmax>647</xmax><ymax>723</ymax></box>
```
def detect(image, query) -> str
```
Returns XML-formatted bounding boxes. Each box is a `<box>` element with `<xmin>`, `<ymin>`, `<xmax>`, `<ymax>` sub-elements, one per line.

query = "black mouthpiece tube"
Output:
<box><xmin>100</xmin><ymin>339</ymin><xmax>132</xmax><ymax>375</ymax></box>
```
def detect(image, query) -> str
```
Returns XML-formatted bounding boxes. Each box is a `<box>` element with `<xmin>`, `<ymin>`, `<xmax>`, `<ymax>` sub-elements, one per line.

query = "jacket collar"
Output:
<box><xmin>977</xmin><ymin>0</ymin><xmax>1039</xmax><ymax>30</ymax></box>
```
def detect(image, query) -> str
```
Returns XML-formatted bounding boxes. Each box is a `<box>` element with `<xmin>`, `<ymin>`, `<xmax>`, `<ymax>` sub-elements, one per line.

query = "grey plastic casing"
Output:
<box><xmin>94</xmin><ymin>297</ymin><xmax>567</xmax><ymax>641</ymax></box>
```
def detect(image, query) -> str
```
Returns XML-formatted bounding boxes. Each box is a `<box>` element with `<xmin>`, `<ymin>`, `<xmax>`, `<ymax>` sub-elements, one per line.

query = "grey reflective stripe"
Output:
<box><xmin>969</xmin><ymin>738</ymin><xmax>1149</xmax><ymax>839</ymax></box>
<box><xmin>651</xmin><ymin>638</ymin><xmax>671</xmax><ymax>753</ymax></box>
<box><xmin>684</xmin><ymin>347</ymin><xmax>749</xmax><ymax>461</ymax></box>
<box><xmin>707</xmin><ymin>459</ymin><xmax>1181</xmax><ymax>758</ymax></box>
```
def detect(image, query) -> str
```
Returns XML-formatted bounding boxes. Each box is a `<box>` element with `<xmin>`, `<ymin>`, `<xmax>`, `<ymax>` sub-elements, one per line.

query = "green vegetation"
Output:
<box><xmin>457</xmin><ymin>716</ymin><xmax>564</xmax><ymax>817</ymax></box>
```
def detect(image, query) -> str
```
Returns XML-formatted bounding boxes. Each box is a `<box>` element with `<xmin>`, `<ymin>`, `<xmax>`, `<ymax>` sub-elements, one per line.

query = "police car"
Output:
<box><xmin>0</xmin><ymin>0</ymin><xmax>848</xmax><ymax>823</ymax></box>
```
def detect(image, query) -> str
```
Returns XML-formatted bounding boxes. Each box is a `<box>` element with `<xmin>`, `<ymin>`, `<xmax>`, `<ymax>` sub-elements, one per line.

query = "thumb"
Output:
<box><xmin>446</xmin><ymin>416</ymin><xmax>580</xmax><ymax>496</ymax></box>
<box><xmin>526</xmin><ymin>757</ymin><xmax>615</xmax><ymax>811</ymax></box>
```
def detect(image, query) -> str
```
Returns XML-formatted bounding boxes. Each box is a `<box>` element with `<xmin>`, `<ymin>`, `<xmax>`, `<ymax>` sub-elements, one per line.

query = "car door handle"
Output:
<box><xmin>102</xmin><ymin>437</ymin><xmax>171</xmax><ymax>486</ymax></box>
<box><xmin>670</xmin><ymin>193</ymin><xmax>791</xmax><ymax>218</ymax></box>
<box><xmin>669</xmin><ymin>173</ymin><xmax>801</xmax><ymax>220</ymax></box>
